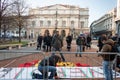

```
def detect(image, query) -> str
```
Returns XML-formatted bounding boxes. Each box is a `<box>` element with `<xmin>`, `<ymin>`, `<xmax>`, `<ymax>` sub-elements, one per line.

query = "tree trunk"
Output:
<box><xmin>0</xmin><ymin>22</ymin><xmax>1</xmax><ymax>38</ymax></box>
<box><xmin>3</xmin><ymin>25</ymin><xmax>6</xmax><ymax>40</ymax></box>
<box><xmin>19</xmin><ymin>26</ymin><xmax>21</xmax><ymax>43</ymax></box>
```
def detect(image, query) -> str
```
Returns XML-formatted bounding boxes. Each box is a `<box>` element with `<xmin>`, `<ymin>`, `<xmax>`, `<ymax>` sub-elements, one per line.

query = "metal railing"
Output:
<box><xmin>0</xmin><ymin>51</ymin><xmax>120</xmax><ymax>80</ymax></box>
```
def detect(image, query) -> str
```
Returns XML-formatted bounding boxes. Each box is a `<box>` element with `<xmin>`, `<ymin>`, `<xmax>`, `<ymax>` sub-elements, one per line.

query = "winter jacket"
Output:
<box><xmin>37</xmin><ymin>35</ymin><xmax>43</xmax><ymax>44</ymax></box>
<box><xmin>39</xmin><ymin>55</ymin><xmax>60</xmax><ymax>66</ymax></box>
<box><xmin>51</xmin><ymin>35</ymin><xmax>63</xmax><ymax>49</ymax></box>
<box><xmin>46</xmin><ymin>35</ymin><xmax>52</xmax><ymax>46</ymax></box>
<box><xmin>76</xmin><ymin>36</ymin><xmax>85</xmax><ymax>45</ymax></box>
<box><xmin>101</xmin><ymin>39</ymin><xmax>116</xmax><ymax>61</ymax></box>
<box><xmin>66</xmin><ymin>36</ymin><xmax>72</xmax><ymax>44</ymax></box>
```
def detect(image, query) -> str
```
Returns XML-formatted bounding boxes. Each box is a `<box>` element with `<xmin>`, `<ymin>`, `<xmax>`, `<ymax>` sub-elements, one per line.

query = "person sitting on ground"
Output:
<box><xmin>38</xmin><ymin>55</ymin><xmax>61</xmax><ymax>79</ymax></box>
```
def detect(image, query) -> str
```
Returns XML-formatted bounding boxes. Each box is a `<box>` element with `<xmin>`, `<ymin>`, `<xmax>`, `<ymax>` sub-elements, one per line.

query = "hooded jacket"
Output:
<box><xmin>101</xmin><ymin>39</ymin><xmax>116</xmax><ymax>61</ymax></box>
<box><xmin>39</xmin><ymin>55</ymin><xmax>61</xmax><ymax>66</ymax></box>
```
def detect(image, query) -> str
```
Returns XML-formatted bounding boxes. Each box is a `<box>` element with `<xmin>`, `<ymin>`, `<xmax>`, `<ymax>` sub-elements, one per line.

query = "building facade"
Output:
<box><xmin>26</xmin><ymin>4</ymin><xmax>89</xmax><ymax>38</ymax></box>
<box><xmin>90</xmin><ymin>8</ymin><xmax>116</xmax><ymax>38</ymax></box>
<box><xmin>116</xmin><ymin>0</ymin><xmax>120</xmax><ymax>36</ymax></box>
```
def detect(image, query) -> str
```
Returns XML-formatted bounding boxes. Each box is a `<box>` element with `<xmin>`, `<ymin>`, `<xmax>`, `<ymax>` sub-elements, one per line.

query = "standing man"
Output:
<box><xmin>98</xmin><ymin>34</ymin><xmax>107</xmax><ymax>51</ymax></box>
<box><xmin>76</xmin><ymin>34</ymin><xmax>85</xmax><ymax>57</ymax></box>
<box><xmin>51</xmin><ymin>31</ymin><xmax>65</xmax><ymax>62</ymax></box>
<box><xmin>100</xmin><ymin>39</ymin><xmax>116</xmax><ymax>80</ymax></box>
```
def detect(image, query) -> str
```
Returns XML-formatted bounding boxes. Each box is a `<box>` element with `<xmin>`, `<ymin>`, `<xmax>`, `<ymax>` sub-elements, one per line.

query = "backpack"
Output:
<box><xmin>76</xmin><ymin>37</ymin><xmax>84</xmax><ymax>45</ymax></box>
<box><xmin>52</xmin><ymin>36</ymin><xmax>62</xmax><ymax>49</ymax></box>
<box><xmin>110</xmin><ymin>44</ymin><xmax>119</xmax><ymax>60</ymax></box>
<box><xmin>111</xmin><ymin>44</ymin><xmax>120</xmax><ymax>52</ymax></box>
<box><xmin>110</xmin><ymin>44</ymin><xmax>120</xmax><ymax>69</ymax></box>
<box><xmin>32</xmin><ymin>69</ymin><xmax>43</xmax><ymax>79</ymax></box>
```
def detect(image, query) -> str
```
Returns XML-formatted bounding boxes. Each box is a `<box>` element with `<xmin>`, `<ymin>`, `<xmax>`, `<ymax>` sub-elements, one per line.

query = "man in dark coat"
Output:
<box><xmin>51</xmin><ymin>31</ymin><xmax>65</xmax><ymax>61</ymax></box>
<box><xmin>98</xmin><ymin>34</ymin><xmax>107</xmax><ymax>51</ymax></box>
<box><xmin>100</xmin><ymin>39</ymin><xmax>116</xmax><ymax>80</ymax></box>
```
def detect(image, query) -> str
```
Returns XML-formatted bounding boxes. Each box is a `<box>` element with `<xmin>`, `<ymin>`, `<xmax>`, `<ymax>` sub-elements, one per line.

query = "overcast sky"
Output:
<box><xmin>27</xmin><ymin>0</ymin><xmax>117</xmax><ymax>26</ymax></box>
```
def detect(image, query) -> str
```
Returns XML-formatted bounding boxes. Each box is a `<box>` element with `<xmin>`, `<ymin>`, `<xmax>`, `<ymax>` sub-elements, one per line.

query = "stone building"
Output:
<box><xmin>90</xmin><ymin>8</ymin><xmax>117</xmax><ymax>38</ymax></box>
<box><xmin>91</xmin><ymin>0</ymin><xmax>120</xmax><ymax>38</ymax></box>
<box><xmin>116</xmin><ymin>0</ymin><xmax>120</xmax><ymax>36</ymax></box>
<box><xmin>26</xmin><ymin>4</ymin><xmax>89</xmax><ymax>38</ymax></box>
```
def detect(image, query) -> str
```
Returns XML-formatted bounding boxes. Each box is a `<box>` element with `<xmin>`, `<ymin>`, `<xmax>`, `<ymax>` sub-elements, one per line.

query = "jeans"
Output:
<box><xmin>38</xmin><ymin>65</ymin><xmax>56</xmax><ymax>79</ymax></box>
<box><xmin>51</xmin><ymin>47</ymin><xmax>65</xmax><ymax>61</ymax></box>
<box><xmin>76</xmin><ymin>45</ymin><xmax>83</xmax><ymax>55</ymax></box>
<box><xmin>103</xmin><ymin>60</ymin><xmax>113</xmax><ymax>80</ymax></box>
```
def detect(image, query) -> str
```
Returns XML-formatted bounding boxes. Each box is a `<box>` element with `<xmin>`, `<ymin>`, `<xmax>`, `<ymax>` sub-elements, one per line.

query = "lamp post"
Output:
<box><xmin>55</xmin><ymin>8</ymin><xmax>58</xmax><ymax>31</ymax></box>
<box><xmin>72</xmin><ymin>27</ymin><xmax>75</xmax><ymax>39</ymax></box>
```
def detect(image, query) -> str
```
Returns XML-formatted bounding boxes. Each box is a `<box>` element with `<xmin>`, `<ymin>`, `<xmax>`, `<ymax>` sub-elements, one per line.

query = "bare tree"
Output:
<box><xmin>2</xmin><ymin>16</ymin><xmax>15</xmax><ymax>39</ymax></box>
<box><xmin>0</xmin><ymin>0</ymin><xmax>13</xmax><ymax>38</ymax></box>
<box><xmin>12</xmin><ymin>0</ymin><xmax>27</xmax><ymax>42</ymax></box>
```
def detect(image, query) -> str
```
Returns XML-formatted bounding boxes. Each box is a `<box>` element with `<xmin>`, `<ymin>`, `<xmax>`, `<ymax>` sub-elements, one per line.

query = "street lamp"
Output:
<box><xmin>55</xmin><ymin>8</ymin><xmax>58</xmax><ymax>31</ymax></box>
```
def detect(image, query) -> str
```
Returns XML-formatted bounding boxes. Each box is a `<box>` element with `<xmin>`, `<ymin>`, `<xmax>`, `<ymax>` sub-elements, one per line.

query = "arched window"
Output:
<box><xmin>81</xmin><ymin>21</ymin><xmax>84</xmax><ymax>28</ymax></box>
<box><xmin>61</xmin><ymin>30</ymin><xmax>66</xmax><ymax>37</ymax></box>
<box><xmin>12</xmin><ymin>31</ymin><xmax>14</xmax><ymax>34</ymax></box>
<box><xmin>32</xmin><ymin>21</ymin><xmax>36</xmax><ymax>27</ymax></box>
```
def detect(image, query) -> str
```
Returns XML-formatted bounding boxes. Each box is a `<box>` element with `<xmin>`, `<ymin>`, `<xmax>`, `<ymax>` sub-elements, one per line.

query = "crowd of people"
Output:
<box><xmin>36</xmin><ymin>31</ymin><xmax>92</xmax><ymax>55</ymax></box>
<box><xmin>36</xmin><ymin>31</ymin><xmax>120</xmax><ymax>80</ymax></box>
<box><xmin>35</xmin><ymin>31</ymin><xmax>93</xmax><ymax>79</ymax></box>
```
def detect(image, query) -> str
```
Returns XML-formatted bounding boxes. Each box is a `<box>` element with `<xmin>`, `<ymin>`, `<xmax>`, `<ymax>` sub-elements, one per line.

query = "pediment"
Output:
<box><xmin>40</xmin><ymin>4</ymin><xmax>77</xmax><ymax>10</ymax></box>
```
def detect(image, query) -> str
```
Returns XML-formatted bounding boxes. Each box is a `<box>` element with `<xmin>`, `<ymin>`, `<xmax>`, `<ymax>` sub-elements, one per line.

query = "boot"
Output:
<box><xmin>79</xmin><ymin>54</ymin><xmax>82</xmax><ymax>57</ymax></box>
<box><xmin>75</xmin><ymin>54</ymin><xmax>77</xmax><ymax>57</ymax></box>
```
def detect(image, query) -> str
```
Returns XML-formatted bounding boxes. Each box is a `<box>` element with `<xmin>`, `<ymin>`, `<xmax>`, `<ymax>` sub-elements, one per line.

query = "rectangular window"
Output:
<box><xmin>40</xmin><ymin>21</ymin><xmax>43</xmax><ymax>27</ymax></box>
<box><xmin>47</xmin><ymin>21</ymin><xmax>51</xmax><ymax>27</ymax></box>
<box><xmin>62</xmin><ymin>21</ymin><xmax>66</xmax><ymax>27</ymax></box>
<box><xmin>32</xmin><ymin>21</ymin><xmax>36</xmax><ymax>27</ymax></box>
<box><xmin>71</xmin><ymin>21</ymin><xmax>74</xmax><ymax>28</ymax></box>
<box><xmin>81</xmin><ymin>21</ymin><xmax>84</xmax><ymax>28</ymax></box>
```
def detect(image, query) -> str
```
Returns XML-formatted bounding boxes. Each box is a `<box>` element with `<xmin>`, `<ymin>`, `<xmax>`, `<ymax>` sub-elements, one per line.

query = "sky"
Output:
<box><xmin>27</xmin><ymin>0</ymin><xmax>117</xmax><ymax>26</ymax></box>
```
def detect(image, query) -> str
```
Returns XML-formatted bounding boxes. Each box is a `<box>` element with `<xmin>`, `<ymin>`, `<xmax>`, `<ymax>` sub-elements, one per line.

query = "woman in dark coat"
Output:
<box><xmin>86</xmin><ymin>35</ymin><xmax>92</xmax><ymax>49</ymax></box>
<box><xmin>36</xmin><ymin>33</ymin><xmax>43</xmax><ymax>50</ymax></box>
<box><xmin>66</xmin><ymin>33</ymin><xmax>72</xmax><ymax>51</ymax></box>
